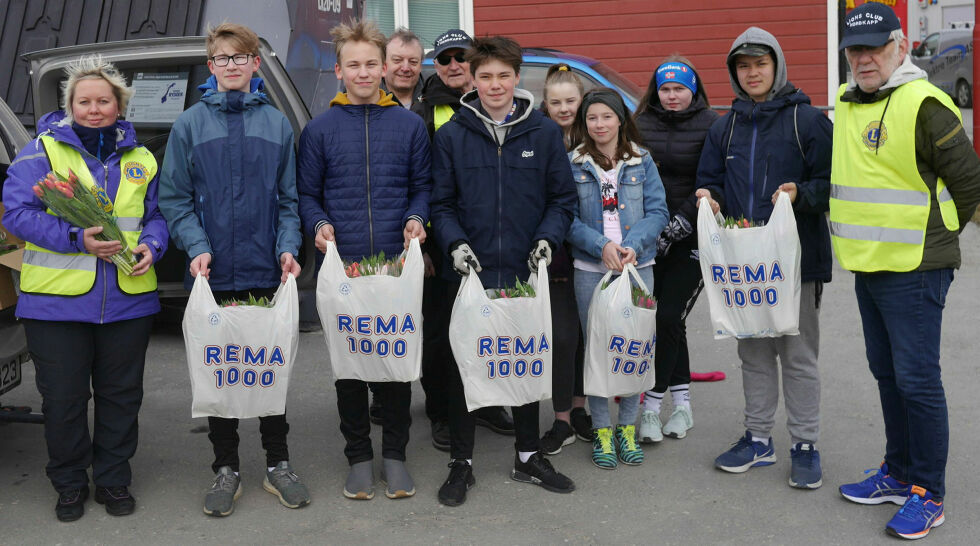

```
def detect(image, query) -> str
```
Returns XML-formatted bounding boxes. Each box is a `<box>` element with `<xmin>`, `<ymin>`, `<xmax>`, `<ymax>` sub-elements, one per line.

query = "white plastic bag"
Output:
<box><xmin>316</xmin><ymin>238</ymin><xmax>423</xmax><ymax>382</ymax></box>
<box><xmin>449</xmin><ymin>261</ymin><xmax>552</xmax><ymax>411</ymax></box>
<box><xmin>183</xmin><ymin>274</ymin><xmax>299</xmax><ymax>419</ymax></box>
<box><xmin>583</xmin><ymin>263</ymin><xmax>657</xmax><ymax>397</ymax></box>
<box><xmin>697</xmin><ymin>191</ymin><xmax>801</xmax><ymax>339</ymax></box>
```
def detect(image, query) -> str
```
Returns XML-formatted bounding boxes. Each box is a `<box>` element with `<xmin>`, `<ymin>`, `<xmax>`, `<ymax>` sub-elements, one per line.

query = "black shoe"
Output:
<box><xmin>369</xmin><ymin>396</ymin><xmax>383</xmax><ymax>425</ymax></box>
<box><xmin>55</xmin><ymin>486</ymin><xmax>89</xmax><ymax>522</ymax></box>
<box><xmin>540</xmin><ymin>419</ymin><xmax>576</xmax><ymax>455</ymax></box>
<box><xmin>94</xmin><ymin>486</ymin><xmax>136</xmax><ymax>516</ymax></box>
<box><xmin>511</xmin><ymin>452</ymin><xmax>575</xmax><ymax>494</ymax></box>
<box><xmin>570</xmin><ymin>407</ymin><xmax>594</xmax><ymax>442</ymax></box>
<box><xmin>431</xmin><ymin>420</ymin><xmax>451</xmax><ymax>452</ymax></box>
<box><xmin>438</xmin><ymin>460</ymin><xmax>475</xmax><ymax>506</ymax></box>
<box><xmin>473</xmin><ymin>406</ymin><xmax>515</xmax><ymax>435</ymax></box>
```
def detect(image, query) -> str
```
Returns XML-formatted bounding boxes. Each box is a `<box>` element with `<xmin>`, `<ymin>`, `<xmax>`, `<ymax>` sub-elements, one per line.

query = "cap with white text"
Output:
<box><xmin>840</xmin><ymin>2</ymin><xmax>902</xmax><ymax>51</ymax></box>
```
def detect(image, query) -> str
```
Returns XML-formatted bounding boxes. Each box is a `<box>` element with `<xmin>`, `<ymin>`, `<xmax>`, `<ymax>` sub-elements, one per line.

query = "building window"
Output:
<box><xmin>363</xmin><ymin>0</ymin><xmax>474</xmax><ymax>49</ymax></box>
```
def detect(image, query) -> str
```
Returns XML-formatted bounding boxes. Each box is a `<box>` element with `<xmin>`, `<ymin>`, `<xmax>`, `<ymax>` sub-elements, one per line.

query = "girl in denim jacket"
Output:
<box><xmin>565</xmin><ymin>88</ymin><xmax>668</xmax><ymax>469</ymax></box>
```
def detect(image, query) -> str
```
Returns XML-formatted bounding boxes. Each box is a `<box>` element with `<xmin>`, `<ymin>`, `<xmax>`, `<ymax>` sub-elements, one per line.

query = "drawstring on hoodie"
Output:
<box><xmin>874</xmin><ymin>94</ymin><xmax>893</xmax><ymax>155</ymax></box>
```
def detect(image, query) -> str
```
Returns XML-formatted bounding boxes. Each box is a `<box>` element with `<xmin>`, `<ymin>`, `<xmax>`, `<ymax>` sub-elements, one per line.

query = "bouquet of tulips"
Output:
<box><xmin>601</xmin><ymin>278</ymin><xmax>656</xmax><ymax>309</ymax></box>
<box><xmin>486</xmin><ymin>278</ymin><xmax>537</xmax><ymax>300</ymax></box>
<box><xmin>721</xmin><ymin>215</ymin><xmax>764</xmax><ymax>229</ymax></box>
<box><xmin>343</xmin><ymin>251</ymin><xmax>406</xmax><ymax>278</ymax></box>
<box><xmin>32</xmin><ymin>169</ymin><xmax>138</xmax><ymax>275</ymax></box>
<box><xmin>219</xmin><ymin>293</ymin><xmax>274</xmax><ymax>308</ymax></box>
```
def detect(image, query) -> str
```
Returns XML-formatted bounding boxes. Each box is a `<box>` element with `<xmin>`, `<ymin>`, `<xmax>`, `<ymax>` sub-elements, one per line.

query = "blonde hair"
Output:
<box><xmin>543</xmin><ymin>63</ymin><xmax>584</xmax><ymax>101</ymax></box>
<box><xmin>206</xmin><ymin>22</ymin><xmax>260</xmax><ymax>57</ymax></box>
<box><xmin>61</xmin><ymin>55</ymin><xmax>132</xmax><ymax>121</ymax></box>
<box><xmin>331</xmin><ymin>19</ymin><xmax>387</xmax><ymax>64</ymax></box>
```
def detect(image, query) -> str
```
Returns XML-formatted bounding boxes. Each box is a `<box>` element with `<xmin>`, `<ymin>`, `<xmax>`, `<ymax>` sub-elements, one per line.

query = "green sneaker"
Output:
<box><xmin>615</xmin><ymin>425</ymin><xmax>644</xmax><ymax>465</ymax></box>
<box><xmin>591</xmin><ymin>427</ymin><xmax>617</xmax><ymax>469</ymax></box>
<box><xmin>662</xmin><ymin>405</ymin><xmax>693</xmax><ymax>439</ymax></box>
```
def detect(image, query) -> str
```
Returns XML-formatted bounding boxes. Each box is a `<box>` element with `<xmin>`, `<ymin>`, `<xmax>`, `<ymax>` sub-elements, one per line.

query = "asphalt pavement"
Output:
<box><xmin>1</xmin><ymin>224</ymin><xmax>979</xmax><ymax>545</ymax></box>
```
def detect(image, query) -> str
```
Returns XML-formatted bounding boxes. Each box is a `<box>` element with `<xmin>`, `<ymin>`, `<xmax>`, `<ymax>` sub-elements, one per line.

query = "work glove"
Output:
<box><xmin>662</xmin><ymin>214</ymin><xmax>693</xmax><ymax>242</ymax></box>
<box><xmin>527</xmin><ymin>239</ymin><xmax>553</xmax><ymax>273</ymax></box>
<box><xmin>450</xmin><ymin>243</ymin><xmax>482</xmax><ymax>276</ymax></box>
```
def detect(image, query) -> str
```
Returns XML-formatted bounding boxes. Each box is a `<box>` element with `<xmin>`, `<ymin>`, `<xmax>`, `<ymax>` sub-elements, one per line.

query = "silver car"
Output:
<box><xmin>911</xmin><ymin>28</ymin><xmax>974</xmax><ymax>108</ymax></box>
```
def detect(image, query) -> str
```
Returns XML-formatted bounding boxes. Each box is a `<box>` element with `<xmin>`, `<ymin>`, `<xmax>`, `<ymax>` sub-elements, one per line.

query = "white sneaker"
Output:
<box><xmin>639</xmin><ymin>410</ymin><xmax>663</xmax><ymax>443</ymax></box>
<box><xmin>662</xmin><ymin>405</ymin><xmax>693</xmax><ymax>439</ymax></box>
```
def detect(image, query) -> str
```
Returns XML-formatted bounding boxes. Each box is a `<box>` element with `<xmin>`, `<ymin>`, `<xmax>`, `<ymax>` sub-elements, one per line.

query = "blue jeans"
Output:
<box><xmin>574</xmin><ymin>266</ymin><xmax>653</xmax><ymax>429</ymax></box>
<box><xmin>855</xmin><ymin>269</ymin><xmax>953</xmax><ymax>498</ymax></box>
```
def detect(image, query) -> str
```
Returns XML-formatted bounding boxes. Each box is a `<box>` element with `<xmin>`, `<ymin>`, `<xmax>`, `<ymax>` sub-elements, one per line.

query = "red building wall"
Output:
<box><xmin>473</xmin><ymin>0</ymin><xmax>830</xmax><ymax>107</ymax></box>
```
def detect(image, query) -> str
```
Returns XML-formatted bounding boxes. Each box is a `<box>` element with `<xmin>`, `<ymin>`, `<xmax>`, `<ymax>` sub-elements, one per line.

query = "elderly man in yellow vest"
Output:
<box><xmin>831</xmin><ymin>3</ymin><xmax>980</xmax><ymax>540</ymax></box>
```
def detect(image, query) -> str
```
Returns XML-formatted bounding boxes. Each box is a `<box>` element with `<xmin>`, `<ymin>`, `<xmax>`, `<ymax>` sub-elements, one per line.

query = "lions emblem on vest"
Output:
<box><xmin>124</xmin><ymin>162</ymin><xmax>148</xmax><ymax>185</ymax></box>
<box><xmin>861</xmin><ymin>121</ymin><xmax>887</xmax><ymax>150</ymax></box>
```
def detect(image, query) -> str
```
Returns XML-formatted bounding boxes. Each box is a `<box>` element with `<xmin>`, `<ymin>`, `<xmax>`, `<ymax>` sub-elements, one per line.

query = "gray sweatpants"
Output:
<box><xmin>736</xmin><ymin>281</ymin><xmax>821</xmax><ymax>445</ymax></box>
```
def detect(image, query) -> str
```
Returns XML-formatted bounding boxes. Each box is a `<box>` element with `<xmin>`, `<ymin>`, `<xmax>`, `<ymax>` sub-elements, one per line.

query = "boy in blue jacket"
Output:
<box><xmin>159</xmin><ymin>23</ymin><xmax>308</xmax><ymax>517</ymax></box>
<box><xmin>430</xmin><ymin>36</ymin><xmax>577</xmax><ymax>506</ymax></box>
<box><xmin>296</xmin><ymin>19</ymin><xmax>430</xmax><ymax>501</ymax></box>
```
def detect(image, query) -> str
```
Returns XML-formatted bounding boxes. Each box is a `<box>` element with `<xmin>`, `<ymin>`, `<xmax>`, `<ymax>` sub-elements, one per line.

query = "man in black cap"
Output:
<box><xmin>833</xmin><ymin>2</ymin><xmax>980</xmax><ymax>540</ymax></box>
<box><xmin>412</xmin><ymin>29</ymin><xmax>477</xmax><ymax>138</ymax></box>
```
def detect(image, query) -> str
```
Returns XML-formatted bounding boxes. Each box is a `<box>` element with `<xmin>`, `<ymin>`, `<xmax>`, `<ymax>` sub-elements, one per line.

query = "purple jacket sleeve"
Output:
<box><xmin>138</xmin><ymin>169</ymin><xmax>170</xmax><ymax>264</ymax></box>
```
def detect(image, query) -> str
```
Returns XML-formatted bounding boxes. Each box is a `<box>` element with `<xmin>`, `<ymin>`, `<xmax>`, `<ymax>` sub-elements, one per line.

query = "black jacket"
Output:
<box><xmin>411</xmin><ymin>73</ymin><xmax>466</xmax><ymax>139</ymax></box>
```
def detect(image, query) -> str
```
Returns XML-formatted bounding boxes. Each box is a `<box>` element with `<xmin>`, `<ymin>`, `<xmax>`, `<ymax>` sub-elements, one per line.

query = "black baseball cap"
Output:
<box><xmin>840</xmin><ymin>2</ymin><xmax>902</xmax><ymax>51</ymax></box>
<box><xmin>432</xmin><ymin>29</ymin><xmax>472</xmax><ymax>57</ymax></box>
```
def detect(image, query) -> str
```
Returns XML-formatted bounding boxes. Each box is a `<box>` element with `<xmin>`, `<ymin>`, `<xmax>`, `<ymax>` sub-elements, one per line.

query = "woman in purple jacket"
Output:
<box><xmin>1</xmin><ymin>56</ymin><xmax>167</xmax><ymax>522</ymax></box>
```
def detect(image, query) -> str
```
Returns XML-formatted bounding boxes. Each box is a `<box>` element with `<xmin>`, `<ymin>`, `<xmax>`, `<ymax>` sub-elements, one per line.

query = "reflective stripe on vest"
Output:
<box><xmin>829</xmin><ymin>79</ymin><xmax>961</xmax><ymax>272</ymax></box>
<box><xmin>20</xmin><ymin>136</ymin><xmax>158</xmax><ymax>296</ymax></box>
<box><xmin>434</xmin><ymin>104</ymin><xmax>454</xmax><ymax>131</ymax></box>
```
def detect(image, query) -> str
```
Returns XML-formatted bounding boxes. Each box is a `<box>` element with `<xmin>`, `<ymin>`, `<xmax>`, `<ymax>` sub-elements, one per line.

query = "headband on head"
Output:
<box><xmin>579</xmin><ymin>89</ymin><xmax>627</xmax><ymax>125</ymax></box>
<box><xmin>655</xmin><ymin>62</ymin><xmax>697</xmax><ymax>95</ymax></box>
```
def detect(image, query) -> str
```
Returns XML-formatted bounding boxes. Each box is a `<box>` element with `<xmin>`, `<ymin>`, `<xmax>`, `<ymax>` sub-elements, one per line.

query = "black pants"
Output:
<box><xmin>550</xmin><ymin>278</ymin><xmax>584</xmax><ymax>412</ymax></box>
<box><xmin>207</xmin><ymin>286</ymin><xmax>290</xmax><ymax>473</ymax></box>
<box><xmin>336</xmin><ymin>379</ymin><xmax>412</xmax><ymax>464</ymax></box>
<box><xmin>420</xmin><ymin>272</ymin><xmax>451</xmax><ymax>423</ymax></box>
<box><xmin>651</xmin><ymin>240</ymin><xmax>704</xmax><ymax>393</ymax></box>
<box><xmin>442</xmin><ymin>281</ymin><xmax>540</xmax><ymax>459</ymax></box>
<box><xmin>24</xmin><ymin>316</ymin><xmax>154</xmax><ymax>493</ymax></box>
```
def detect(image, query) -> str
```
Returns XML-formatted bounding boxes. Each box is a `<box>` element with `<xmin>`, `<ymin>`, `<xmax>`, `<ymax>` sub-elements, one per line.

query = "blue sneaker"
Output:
<box><xmin>789</xmin><ymin>443</ymin><xmax>822</xmax><ymax>489</ymax></box>
<box><xmin>839</xmin><ymin>462</ymin><xmax>912</xmax><ymax>505</ymax></box>
<box><xmin>885</xmin><ymin>485</ymin><xmax>944</xmax><ymax>540</ymax></box>
<box><xmin>714</xmin><ymin>431</ymin><xmax>776</xmax><ymax>473</ymax></box>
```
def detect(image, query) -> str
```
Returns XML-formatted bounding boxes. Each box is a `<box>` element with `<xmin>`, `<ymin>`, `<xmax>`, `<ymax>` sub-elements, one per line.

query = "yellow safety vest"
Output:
<box><xmin>434</xmin><ymin>104</ymin><xmax>454</xmax><ymax>132</ymax></box>
<box><xmin>20</xmin><ymin>135</ymin><xmax>158</xmax><ymax>295</ymax></box>
<box><xmin>829</xmin><ymin>79</ymin><xmax>961</xmax><ymax>272</ymax></box>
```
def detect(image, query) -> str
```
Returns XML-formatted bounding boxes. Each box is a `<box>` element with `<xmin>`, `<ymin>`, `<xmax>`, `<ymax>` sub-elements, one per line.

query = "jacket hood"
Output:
<box><xmin>198</xmin><ymin>75</ymin><xmax>266</xmax><ymax>95</ymax></box>
<box><xmin>459</xmin><ymin>87</ymin><xmax>535</xmax><ymax>128</ymax></box>
<box><xmin>329</xmin><ymin>89</ymin><xmax>400</xmax><ymax>107</ymax></box>
<box><xmin>727</xmin><ymin>27</ymin><xmax>788</xmax><ymax>102</ymax></box>
<box><xmin>842</xmin><ymin>54</ymin><xmax>927</xmax><ymax>101</ymax></box>
<box><xmin>419</xmin><ymin>73</ymin><xmax>467</xmax><ymax>106</ymax></box>
<box><xmin>36</xmin><ymin>110</ymin><xmax>139</xmax><ymax>152</ymax></box>
<box><xmin>198</xmin><ymin>75</ymin><xmax>270</xmax><ymax>110</ymax></box>
<box><xmin>731</xmin><ymin>85</ymin><xmax>812</xmax><ymax>117</ymax></box>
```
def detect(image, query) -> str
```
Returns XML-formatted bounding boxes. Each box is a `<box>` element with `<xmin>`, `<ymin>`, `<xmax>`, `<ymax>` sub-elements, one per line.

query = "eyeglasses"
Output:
<box><xmin>436</xmin><ymin>51</ymin><xmax>466</xmax><ymax>66</ymax></box>
<box><xmin>210</xmin><ymin>54</ymin><xmax>253</xmax><ymax>67</ymax></box>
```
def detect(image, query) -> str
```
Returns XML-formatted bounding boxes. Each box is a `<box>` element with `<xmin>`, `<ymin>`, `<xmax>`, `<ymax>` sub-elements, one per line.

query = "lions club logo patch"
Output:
<box><xmin>124</xmin><ymin>162</ymin><xmax>148</xmax><ymax>185</ymax></box>
<box><xmin>862</xmin><ymin>121</ymin><xmax>887</xmax><ymax>150</ymax></box>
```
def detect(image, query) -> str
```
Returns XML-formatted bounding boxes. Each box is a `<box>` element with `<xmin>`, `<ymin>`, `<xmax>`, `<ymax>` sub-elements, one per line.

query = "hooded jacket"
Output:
<box><xmin>836</xmin><ymin>55</ymin><xmax>980</xmax><ymax>270</ymax></box>
<box><xmin>430</xmin><ymin>88</ymin><xmax>576</xmax><ymax>287</ymax></box>
<box><xmin>411</xmin><ymin>73</ymin><xmax>467</xmax><ymax>139</ymax></box>
<box><xmin>297</xmin><ymin>89</ymin><xmax>431</xmax><ymax>263</ymax></box>
<box><xmin>635</xmin><ymin>66</ymin><xmax>719</xmax><ymax>246</ymax></box>
<box><xmin>697</xmin><ymin>27</ymin><xmax>834</xmax><ymax>283</ymax></box>
<box><xmin>160</xmin><ymin>76</ymin><xmax>301</xmax><ymax>291</ymax></box>
<box><xmin>2</xmin><ymin>111</ymin><xmax>168</xmax><ymax>323</ymax></box>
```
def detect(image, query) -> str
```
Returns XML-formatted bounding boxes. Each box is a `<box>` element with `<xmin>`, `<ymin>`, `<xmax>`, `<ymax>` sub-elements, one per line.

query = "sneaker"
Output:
<box><xmin>615</xmin><ymin>425</ymin><xmax>644</xmax><ymax>465</ymax></box>
<box><xmin>662</xmin><ymin>405</ymin><xmax>693</xmax><ymax>439</ymax></box>
<box><xmin>839</xmin><ymin>462</ymin><xmax>912</xmax><ymax>505</ymax></box>
<box><xmin>474</xmin><ymin>406</ymin><xmax>515</xmax><ymax>435</ymax></box>
<box><xmin>380</xmin><ymin>458</ymin><xmax>416</xmax><ymax>499</ymax></box>
<box><xmin>438</xmin><ymin>460</ymin><xmax>475</xmax><ymax>507</ymax></box>
<box><xmin>263</xmin><ymin>461</ymin><xmax>311</xmax><ymax>508</ymax></box>
<box><xmin>714</xmin><ymin>431</ymin><xmax>776</xmax><ymax>473</ymax></box>
<box><xmin>94</xmin><ymin>486</ymin><xmax>136</xmax><ymax>516</ymax></box>
<box><xmin>204</xmin><ymin>466</ymin><xmax>242</xmax><ymax>517</ymax></box>
<box><xmin>55</xmin><ymin>486</ymin><xmax>89</xmax><ymax>522</ymax></box>
<box><xmin>431</xmin><ymin>420</ymin><xmax>451</xmax><ymax>452</ymax></box>
<box><xmin>639</xmin><ymin>410</ymin><xmax>663</xmax><ymax>443</ymax></box>
<box><xmin>369</xmin><ymin>396</ymin><xmax>383</xmax><ymax>426</ymax></box>
<box><xmin>789</xmin><ymin>443</ymin><xmax>822</xmax><ymax>489</ymax></box>
<box><xmin>570</xmin><ymin>407</ymin><xmax>594</xmax><ymax>442</ymax></box>
<box><xmin>591</xmin><ymin>427</ymin><xmax>617</xmax><ymax>470</ymax></box>
<box><xmin>343</xmin><ymin>460</ymin><xmax>375</xmax><ymax>500</ymax></box>
<box><xmin>511</xmin><ymin>452</ymin><xmax>575</xmax><ymax>493</ymax></box>
<box><xmin>541</xmin><ymin>419</ymin><xmax>576</xmax><ymax>455</ymax></box>
<box><xmin>885</xmin><ymin>486</ymin><xmax>945</xmax><ymax>540</ymax></box>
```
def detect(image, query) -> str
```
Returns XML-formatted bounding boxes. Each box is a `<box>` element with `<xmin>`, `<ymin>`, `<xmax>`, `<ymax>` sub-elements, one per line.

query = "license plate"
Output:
<box><xmin>0</xmin><ymin>357</ymin><xmax>22</xmax><ymax>395</ymax></box>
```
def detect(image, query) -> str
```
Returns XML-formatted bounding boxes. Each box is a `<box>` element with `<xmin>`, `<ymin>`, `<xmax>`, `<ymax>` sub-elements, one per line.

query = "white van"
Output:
<box><xmin>911</xmin><ymin>28</ymin><xmax>974</xmax><ymax>108</ymax></box>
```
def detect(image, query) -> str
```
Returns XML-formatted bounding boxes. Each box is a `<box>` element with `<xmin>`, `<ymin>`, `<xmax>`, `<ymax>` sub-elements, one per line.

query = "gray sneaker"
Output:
<box><xmin>380</xmin><ymin>458</ymin><xmax>416</xmax><ymax>499</ymax></box>
<box><xmin>204</xmin><ymin>466</ymin><xmax>242</xmax><ymax>517</ymax></box>
<box><xmin>343</xmin><ymin>460</ymin><xmax>375</xmax><ymax>500</ymax></box>
<box><xmin>263</xmin><ymin>461</ymin><xmax>311</xmax><ymax>509</ymax></box>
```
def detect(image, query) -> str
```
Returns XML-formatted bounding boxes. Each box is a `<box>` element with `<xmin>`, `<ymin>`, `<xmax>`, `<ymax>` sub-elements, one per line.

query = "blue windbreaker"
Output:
<box><xmin>159</xmin><ymin>76</ymin><xmax>302</xmax><ymax>290</ymax></box>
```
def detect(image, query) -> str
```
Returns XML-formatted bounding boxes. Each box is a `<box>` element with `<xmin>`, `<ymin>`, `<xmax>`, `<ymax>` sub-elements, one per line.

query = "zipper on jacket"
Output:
<box><xmin>762</xmin><ymin>153</ymin><xmax>771</xmax><ymax>202</ymax></box>
<box><xmin>365</xmin><ymin>109</ymin><xmax>375</xmax><ymax>254</ymax></box>
<box><xmin>497</xmin><ymin>144</ymin><xmax>503</xmax><ymax>288</ymax></box>
<box><xmin>748</xmin><ymin>111</ymin><xmax>758</xmax><ymax>216</ymax></box>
